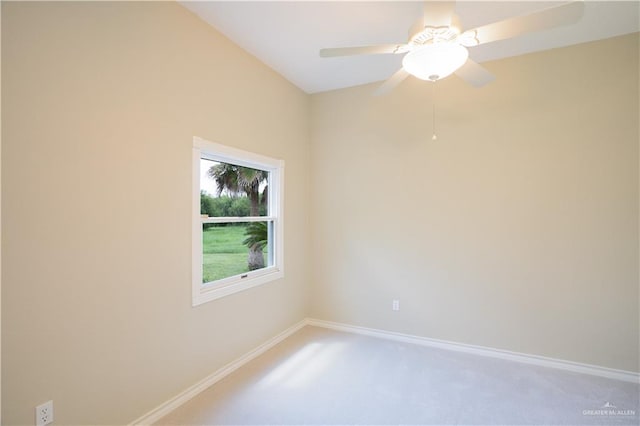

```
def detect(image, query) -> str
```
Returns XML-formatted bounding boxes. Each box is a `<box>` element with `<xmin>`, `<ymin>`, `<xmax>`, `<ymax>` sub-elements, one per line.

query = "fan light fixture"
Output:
<box><xmin>402</xmin><ymin>43</ymin><xmax>469</xmax><ymax>81</ymax></box>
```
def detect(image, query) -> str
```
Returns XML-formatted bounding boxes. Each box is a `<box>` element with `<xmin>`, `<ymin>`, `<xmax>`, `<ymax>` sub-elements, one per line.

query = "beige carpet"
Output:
<box><xmin>156</xmin><ymin>326</ymin><xmax>639</xmax><ymax>425</ymax></box>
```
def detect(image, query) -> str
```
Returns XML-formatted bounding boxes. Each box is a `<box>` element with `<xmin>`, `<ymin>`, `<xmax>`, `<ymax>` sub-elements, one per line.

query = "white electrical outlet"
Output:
<box><xmin>392</xmin><ymin>299</ymin><xmax>400</xmax><ymax>311</ymax></box>
<box><xmin>36</xmin><ymin>400</ymin><xmax>54</xmax><ymax>426</ymax></box>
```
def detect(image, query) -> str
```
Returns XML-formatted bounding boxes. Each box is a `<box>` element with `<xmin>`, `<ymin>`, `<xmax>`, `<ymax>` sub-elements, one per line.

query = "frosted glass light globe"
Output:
<box><xmin>402</xmin><ymin>44</ymin><xmax>469</xmax><ymax>81</ymax></box>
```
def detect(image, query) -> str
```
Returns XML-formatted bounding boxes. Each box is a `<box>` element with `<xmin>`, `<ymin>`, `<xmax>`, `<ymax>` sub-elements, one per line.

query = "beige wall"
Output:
<box><xmin>1</xmin><ymin>2</ymin><xmax>310</xmax><ymax>425</ymax></box>
<box><xmin>310</xmin><ymin>33</ymin><xmax>639</xmax><ymax>373</ymax></box>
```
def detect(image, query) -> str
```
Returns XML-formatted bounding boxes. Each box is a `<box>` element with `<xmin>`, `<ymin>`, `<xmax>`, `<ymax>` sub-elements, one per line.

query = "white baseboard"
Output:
<box><xmin>306</xmin><ymin>318</ymin><xmax>640</xmax><ymax>384</ymax></box>
<box><xmin>130</xmin><ymin>316</ymin><xmax>638</xmax><ymax>425</ymax></box>
<box><xmin>129</xmin><ymin>319</ymin><xmax>307</xmax><ymax>425</ymax></box>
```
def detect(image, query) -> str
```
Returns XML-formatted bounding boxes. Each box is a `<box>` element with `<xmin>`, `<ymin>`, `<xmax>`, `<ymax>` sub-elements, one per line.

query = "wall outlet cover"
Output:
<box><xmin>36</xmin><ymin>400</ymin><xmax>54</xmax><ymax>426</ymax></box>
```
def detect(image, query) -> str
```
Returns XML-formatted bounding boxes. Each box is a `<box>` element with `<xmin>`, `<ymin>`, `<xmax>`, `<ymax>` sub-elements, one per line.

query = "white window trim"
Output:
<box><xmin>192</xmin><ymin>136</ymin><xmax>284</xmax><ymax>306</ymax></box>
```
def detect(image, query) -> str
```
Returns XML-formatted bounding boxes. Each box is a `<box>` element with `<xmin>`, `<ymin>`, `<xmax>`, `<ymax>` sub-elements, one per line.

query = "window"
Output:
<box><xmin>192</xmin><ymin>137</ymin><xmax>284</xmax><ymax>306</ymax></box>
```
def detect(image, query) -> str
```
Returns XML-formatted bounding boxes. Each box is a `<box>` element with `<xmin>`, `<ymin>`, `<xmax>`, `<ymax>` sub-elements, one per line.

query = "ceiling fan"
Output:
<box><xmin>319</xmin><ymin>1</ymin><xmax>585</xmax><ymax>94</ymax></box>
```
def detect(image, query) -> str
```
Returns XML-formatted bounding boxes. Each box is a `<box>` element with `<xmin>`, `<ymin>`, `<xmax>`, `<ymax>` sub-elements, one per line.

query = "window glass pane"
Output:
<box><xmin>202</xmin><ymin>221</ymin><xmax>273</xmax><ymax>284</ymax></box>
<box><xmin>200</xmin><ymin>158</ymin><xmax>269</xmax><ymax>217</ymax></box>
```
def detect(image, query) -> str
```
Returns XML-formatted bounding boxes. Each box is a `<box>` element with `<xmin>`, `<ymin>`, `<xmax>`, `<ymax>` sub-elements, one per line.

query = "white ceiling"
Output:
<box><xmin>180</xmin><ymin>1</ymin><xmax>640</xmax><ymax>94</ymax></box>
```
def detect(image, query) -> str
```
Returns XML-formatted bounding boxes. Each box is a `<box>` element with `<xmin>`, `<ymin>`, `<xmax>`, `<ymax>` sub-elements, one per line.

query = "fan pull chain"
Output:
<box><xmin>432</xmin><ymin>103</ymin><xmax>437</xmax><ymax>141</ymax></box>
<box><xmin>431</xmin><ymin>81</ymin><xmax>437</xmax><ymax>141</ymax></box>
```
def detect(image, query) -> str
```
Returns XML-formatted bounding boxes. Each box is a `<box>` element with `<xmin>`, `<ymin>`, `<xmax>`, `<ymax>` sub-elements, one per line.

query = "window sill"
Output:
<box><xmin>192</xmin><ymin>267</ymin><xmax>284</xmax><ymax>306</ymax></box>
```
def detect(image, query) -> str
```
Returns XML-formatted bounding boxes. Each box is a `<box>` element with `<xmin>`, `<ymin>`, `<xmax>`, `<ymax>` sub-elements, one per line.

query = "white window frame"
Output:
<box><xmin>192</xmin><ymin>136</ymin><xmax>284</xmax><ymax>306</ymax></box>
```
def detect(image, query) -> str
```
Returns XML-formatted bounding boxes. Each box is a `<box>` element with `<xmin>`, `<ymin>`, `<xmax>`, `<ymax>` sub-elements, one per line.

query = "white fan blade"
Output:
<box><xmin>454</xmin><ymin>59</ymin><xmax>495</xmax><ymax>88</ymax></box>
<box><xmin>423</xmin><ymin>1</ymin><xmax>456</xmax><ymax>27</ymax></box>
<box><xmin>409</xmin><ymin>16</ymin><xmax>426</xmax><ymax>41</ymax></box>
<box><xmin>409</xmin><ymin>2</ymin><xmax>456</xmax><ymax>41</ymax></box>
<box><xmin>465</xmin><ymin>1</ymin><xmax>585</xmax><ymax>46</ymax></box>
<box><xmin>374</xmin><ymin>68</ymin><xmax>410</xmax><ymax>96</ymax></box>
<box><xmin>451</xmin><ymin>13</ymin><xmax>463</xmax><ymax>34</ymax></box>
<box><xmin>320</xmin><ymin>44</ymin><xmax>408</xmax><ymax>57</ymax></box>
